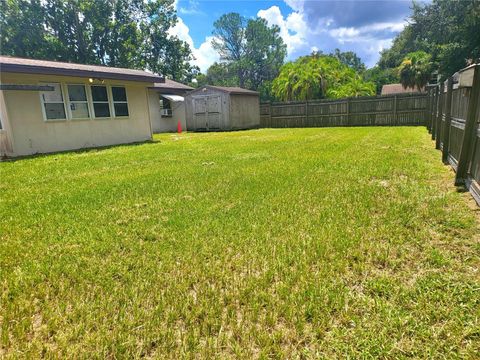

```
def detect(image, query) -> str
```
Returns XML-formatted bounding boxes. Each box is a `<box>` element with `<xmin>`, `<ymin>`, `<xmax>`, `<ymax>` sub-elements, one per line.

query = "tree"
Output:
<box><xmin>330</xmin><ymin>49</ymin><xmax>366</xmax><ymax>73</ymax></box>
<box><xmin>211</xmin><ymin>13</ymin><xmax>246</xmax><ymax>86</ymax></box>
<box><xmin>398</xmin><ymin>51</ymin><xmax>433</xmax><ymax>90</ymax></box>
<box><xmin>0</xmin><ymin>0</ymin><xmax>197</xmax><ymax>82</ymax></box>
<box><xmin>326</xmin><ymin>76</ymin><xmax>375</xmax><ymax>98</ymax></box>
<box><xmin>378</xmin><ymin>0</ymin><xmax>480</xmax><ymax>78</ymax></box>
<box><xmin>363</xmin><ymin>67</ymin><xmax>399</xmax><ymax>94</ymax></box>
<box><xmin>271</xmin><ymin>55</ymin><xmax>374</xmax><ymax>101</ymax></box>
<box><xmin>0</xmin><ymin>0</ymin><xmax>52</xmax><ymax>59</ymax></box>
<box><xmin>210</xmin><ymin>12</ymin><xmax>286</xmax><ymax>94</ymax></box>
<box><xmin>378</xmin><ymin>26</ymin><xmax>417</xmax><ymax>69</ymax></box>
<box><xmin>243</xmin><ymin>18</ymin><xmax>286</xmax><ymax>91</ymax></box>
<box><xmin>204</xmin><ymin>62</ymin><xmax>239</xmax><ymax>87</ymax></box>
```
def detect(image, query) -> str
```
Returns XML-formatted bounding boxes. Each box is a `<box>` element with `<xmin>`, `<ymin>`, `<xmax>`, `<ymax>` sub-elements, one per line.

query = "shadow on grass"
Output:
<box><xmin>1</xmin><ymin>139</ymin><xmax>159</xmax><ymax>163</ymax></box>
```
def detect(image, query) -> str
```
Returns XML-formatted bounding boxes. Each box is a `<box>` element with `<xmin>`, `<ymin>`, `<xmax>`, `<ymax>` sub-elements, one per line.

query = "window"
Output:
<box><xmin>40</xmin><ymin>83</ymin><xmax>66</xmax><ymax>120</ymax></box>
<box><xmin>112</xmin><ymin>86</ymin><xmax>129</xmax><ymax>117</ymax></box>
<box><xmin>91</xmin><ymin>85</ymin><xmax>110</xmax><ymax>117</ymax></box>
<box><xmin>67</xmin><ymin>85</ymin><xmax>90</xmax><ymax>119</ymax></box>
<box><xmin>159</xmin><ymin>96</ymin><xmax>172</xmax><ymax>117</ymax></box>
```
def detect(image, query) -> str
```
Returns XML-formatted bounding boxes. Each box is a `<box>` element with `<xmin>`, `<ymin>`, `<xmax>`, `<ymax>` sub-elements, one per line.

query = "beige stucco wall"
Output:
<box><xmin>148</xmin><ymin>89</ymin><xmax>187</xmax><ymax>133</ymax></box>
<box><xmin>1</xmin><ymin>72</ymin><xmax>153</xmax><ymax>157</ymax></box>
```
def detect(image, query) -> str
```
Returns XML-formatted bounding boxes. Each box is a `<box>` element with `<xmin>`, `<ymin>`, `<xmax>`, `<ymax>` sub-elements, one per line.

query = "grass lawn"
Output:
<box><xmin>1</xmin><ymin>127</ymin><xmax>479</xmax><ymax>358</ymax></box>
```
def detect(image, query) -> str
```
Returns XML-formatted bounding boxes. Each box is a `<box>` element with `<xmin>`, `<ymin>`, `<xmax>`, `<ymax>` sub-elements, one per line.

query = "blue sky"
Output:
<box><xmin>170</xmin><ymin>0</ymin><xmax>415</xmax><ymax>72</ymax></box>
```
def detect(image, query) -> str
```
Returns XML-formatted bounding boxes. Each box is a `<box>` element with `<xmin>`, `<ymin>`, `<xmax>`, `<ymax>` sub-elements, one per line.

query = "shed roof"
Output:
<box><xmin>151</xmin><ymin>79</ymin><xmax>194</xmax><ymax>91</ymax></box>
<box><xmin>0</xmin><ymin>56</ymin><xmax>164</xmax><ymax>83</ymax></box>
<box><xmin>187</xmin><ymin>85</ymin><xmax>259</xmax><ymax>96</ymax></box>
<box><xmin>380</xmin><ymin>84</ymin><xmax>423</xmax><ymax>95</ymax></box>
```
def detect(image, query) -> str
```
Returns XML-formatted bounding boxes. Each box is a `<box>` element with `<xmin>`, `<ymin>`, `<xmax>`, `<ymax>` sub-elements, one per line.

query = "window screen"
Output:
<box><xmin>40</xmin><ymin>83</ymin><xmax>66</xmax><ymax>120</ymax></box>
<box><xmin>112</xmin><ymin>86</ymin><xmax>129</xmax><ymax>117</ymax></box>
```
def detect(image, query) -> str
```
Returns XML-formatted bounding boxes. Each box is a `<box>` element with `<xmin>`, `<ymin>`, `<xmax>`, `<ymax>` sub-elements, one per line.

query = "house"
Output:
<box><xmin>148</xmin><ymin>79</ymin><xmax>193</xmax><ymax>133</ymax></box>
<box><xmin>0</xmin><ymin>56</ymin><xmax>164</xmax><ymax>157</ymax></box>
<box><xmin>185</xmin><ymin>86</ymin><xmax>260</xmax><ymax>131</ymax></box>
<box><xmin>381</xmin><ymin>84</ymin><xmax>424</xmax><ymax>95</ymax></box>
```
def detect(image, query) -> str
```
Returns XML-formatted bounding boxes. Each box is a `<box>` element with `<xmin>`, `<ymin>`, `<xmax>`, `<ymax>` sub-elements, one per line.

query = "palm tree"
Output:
<box><xmin>398</xmin><ymin>51</ymin><xmax>433</xmax><ymax>91</ymax></box>
<box><xmin>272</xmin><ymin>56</ymin><xmax>329</xmax><ymax>101</ymax></box>
<box><xmin>326</xmin><ymin>76</ymin><xmax>375</xmax><ymax>98</ymax></box>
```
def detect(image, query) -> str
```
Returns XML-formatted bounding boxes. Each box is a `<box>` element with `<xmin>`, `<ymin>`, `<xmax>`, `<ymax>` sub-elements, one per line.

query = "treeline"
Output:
<box><xmin>2</xmin><ymin>0</ymin><xmax>478</xmax><ymax>101</ymax></box>
<box><xmin>365</xmin><ymin>0</ymin><xmax>480</xmax><ymax>92</ymax></box>
<box><xmin>0</xmin><ymin>0</ymin><xmax>198</xmax><ymax>82</ymax></box>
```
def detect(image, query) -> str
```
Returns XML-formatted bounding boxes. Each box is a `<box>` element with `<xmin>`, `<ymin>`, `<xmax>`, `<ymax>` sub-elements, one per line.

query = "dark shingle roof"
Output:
<box><xmin>0</xmin><ymin>56</ymin><xmax>164</xmax><ymax>83</ymax></box>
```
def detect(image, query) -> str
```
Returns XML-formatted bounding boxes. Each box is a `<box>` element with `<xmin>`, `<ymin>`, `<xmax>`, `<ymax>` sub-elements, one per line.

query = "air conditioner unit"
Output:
<box><xmin>161</xmin><ymin>109</ymin><xmax>172</xmax><ymax>117</ymax></box>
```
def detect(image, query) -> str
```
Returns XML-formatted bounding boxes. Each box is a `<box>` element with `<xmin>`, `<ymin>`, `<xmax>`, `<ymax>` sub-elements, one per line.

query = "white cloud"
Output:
<box><xmin>257</xmin><ymin>6</ymin><xmax>308</xmax><ymax>56</ymax></box>
<box><xmin>329</xmin><ymin>21</ymin><xmax>406</xmax><ymax>44</ymax></box>
<box><xmin>178</xmin><ymin>0</ymin><xmax>203</xmax><ymax>15</ymax></box>
<box><xmin>168</xmin><ymin>17</ymin><xmax>219</xmax><ymax>73</ymax></box>
<box><xmin>255</xmin><ymin>1</ymin><xmax>408</xmax><ymax>67</ymax></box>
<box><xmin>284</xmin><ymin>0</ymin><xmax>303</xmax><ymax>12</ymax></box>
<box><xmin>168</xmin><ymin>17</ymin><xmax>193</xmax><ymax>48</ymax></box>
<box><xmin>192</xmin><ymin>36</ymin><xmax>220</xmax><ymax>72</ymax></box>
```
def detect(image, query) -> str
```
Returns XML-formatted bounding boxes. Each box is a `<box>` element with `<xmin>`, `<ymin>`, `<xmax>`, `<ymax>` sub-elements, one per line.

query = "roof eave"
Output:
<box><xmin>0</xmin><ymin>63</ymin><xmax>165</xmax><ymax>83</ymax></box>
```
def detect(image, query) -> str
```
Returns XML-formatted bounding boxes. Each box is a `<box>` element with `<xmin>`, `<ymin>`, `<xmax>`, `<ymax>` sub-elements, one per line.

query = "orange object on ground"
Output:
<box><xmin>177</xmin><ymin>120</ymin><xmax>182</xmax><ymax>133</ymax></box>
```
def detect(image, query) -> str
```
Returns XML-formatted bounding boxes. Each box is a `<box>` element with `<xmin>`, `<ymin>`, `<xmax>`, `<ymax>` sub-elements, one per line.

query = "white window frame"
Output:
<box><xmin>39</xmin><ymin>82</ymin><xmax>68</xmax><ymax>122</ymax></box>
<box><xmin>111</xmin><ymin>86</ymin><xmax>129</xmax><ymax>118</ymax></box>
<box><xmin>66</xmin><ymin>84</ymin><xmax>92</xmax><ymax>120</ymax></box>
<box><xmin>90</xmin><ymin>84</ymin><xmax>112</xmax><ymax>119</ymax></box>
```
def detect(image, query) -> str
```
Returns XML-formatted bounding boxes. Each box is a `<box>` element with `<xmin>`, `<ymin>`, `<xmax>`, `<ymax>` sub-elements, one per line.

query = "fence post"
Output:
<box><xmin>428</xmin><ymin>87</ymin><xmax>436</xmax><ymax>134</ymax></box>
<box><xmin>346</xmin><ymin>98</ymin><xmax>350</xmax><ymax>126</ymax></box>
<box><xmin>305</xmin><ymin>100</ymin><xmax>308</xmax><ymax>127</ymax></box>
<box><xmin>455</xmin><ymin>64</ymin><xmax>480</xmax><ymax>186</ymax></box>
<box><xmin>435</xmin><ymin>82</ymin><xmax>444</xmax><ymax>149</ymax></box>
<box><xmin>442</xmin><ymin>77</ymin><xmax>453</xmax><ymax>164</ymax></box>
<box><xmin>431</xmin><ymin>86</ymin><xmax>438</xmax><ymax>140</ymax></box>
<box><xmin>393</xmin><ymin>95</ymin><xmax>398</xmax><ymax>125</ymax></box>
<box><xmin>268</xmin><ymin>102</ymin><xmax>272</xmax><ymax>127</ymax></box>
<box><xmin>426</xmin><ymin>87</ymin><xmax>432</xmax><ymax>132</ymax></box>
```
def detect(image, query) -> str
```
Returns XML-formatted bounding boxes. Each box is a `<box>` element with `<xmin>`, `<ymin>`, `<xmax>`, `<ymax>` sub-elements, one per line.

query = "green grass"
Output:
<box><xmin>1</xmin><ymin>127</ymin><xmax>479</xmax><ymax>358</ymax></box>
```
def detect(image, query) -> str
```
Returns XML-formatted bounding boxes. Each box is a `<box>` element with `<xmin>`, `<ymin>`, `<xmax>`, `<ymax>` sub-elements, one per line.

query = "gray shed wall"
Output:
<box><xmin>229</xmin><ymin>94</ymin><xmax>260</xmax><ymax>130</ymax></box>
<box><xmin>185</xmin><ymin>88</ymin><xmax>259</xmax><ymax>131</ymax></box>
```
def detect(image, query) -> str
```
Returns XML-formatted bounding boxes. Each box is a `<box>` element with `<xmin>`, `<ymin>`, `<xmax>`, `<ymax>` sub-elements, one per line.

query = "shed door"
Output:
<box><xmin>193</xmin><ymin>97</ymin><xmax>207</xmax><ymax>130</ymax></box>
<box><xmin>192</xmin><ymin>95</ymin><xmax>223</xmax><ymax>130</ymax></box>
<box><xmin>206</xmin><ymin>95</ymin><xmax>221</xmax><ymax>130</ymax></box>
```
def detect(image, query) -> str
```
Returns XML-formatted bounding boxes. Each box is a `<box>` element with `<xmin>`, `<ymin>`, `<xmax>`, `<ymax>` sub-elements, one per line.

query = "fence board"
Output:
<box><xmin>260</xmin><ymin>93</ymin><xmax>427</xmax><ymax>128</ymax></box>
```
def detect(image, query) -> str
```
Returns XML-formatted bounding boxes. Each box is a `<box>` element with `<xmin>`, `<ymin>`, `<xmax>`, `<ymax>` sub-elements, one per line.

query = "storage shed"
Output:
<box><xmin>185</xmin><ymin>86</ymin><xmax>260</xmax><ymax>131</ymax></box>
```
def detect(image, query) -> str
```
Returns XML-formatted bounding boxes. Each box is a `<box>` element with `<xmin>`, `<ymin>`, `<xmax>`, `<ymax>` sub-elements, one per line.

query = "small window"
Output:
<box><xmin>112</xmin><ymin>86</ymin><xmax>129</xmax><ymax>117</ymax></box>
<box><xmin>91</xmin><ymin>85</ymin><xmax>110</xmax><ymax>117</ymax></box>
<box><xmin>159</xmin><ymin>96</ymin><xmax>172</xmax><ymax>117</ymax></box>
<box><xmin>40</xmin><ymin>83</ymin><xmax>66</xmax><ymax>120</ymax></box>
<box><xmin>67</xmin><ymin>85</ymin><xmax>90</xmax><ymax>119</ymax></box>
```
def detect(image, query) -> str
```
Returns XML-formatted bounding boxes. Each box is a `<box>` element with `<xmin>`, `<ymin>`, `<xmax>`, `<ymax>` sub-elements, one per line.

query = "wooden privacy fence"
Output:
<box><xmin>260</xmin><ymin>93</ymin><xmax>427</xmax><ymax>128</ymax></box>
<box><xmin>428</xmin><ymin>63</ymin><xmax>480</xmax><ymax>205</ymax></box>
